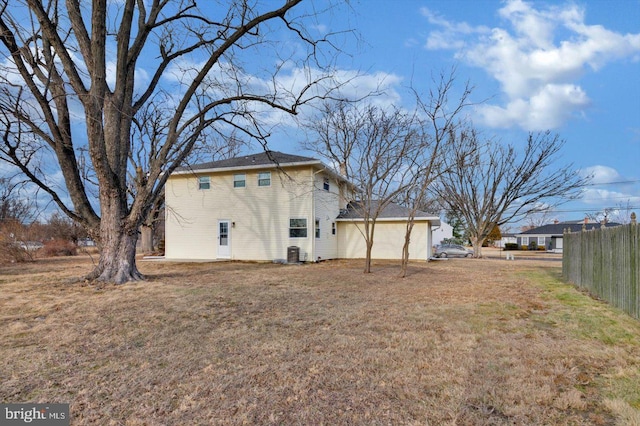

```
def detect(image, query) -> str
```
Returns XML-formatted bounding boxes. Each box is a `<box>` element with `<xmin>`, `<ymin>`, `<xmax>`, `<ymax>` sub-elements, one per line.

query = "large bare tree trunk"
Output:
<box><xmin>471</xmin><ymin>236</ymin><xmax>484</xmax><ymax>258</ymax></box>
<box><xmin>139</xmin><ymin>226</ymin><xmax>154</xmax><ymax>254</ymax></box>
<box><xmin>90</xmin><ymin>232</ymin><xmax>142</xmax><ymax>284</ymax></box>
<box><xmin>86</xmin><ymin>191</ymin><xmax>144</xmax><ymax>284</ymax></box>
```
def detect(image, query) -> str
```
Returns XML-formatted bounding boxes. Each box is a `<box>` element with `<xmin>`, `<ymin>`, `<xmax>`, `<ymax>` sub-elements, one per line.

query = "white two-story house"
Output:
<box><xmin>165</xmin><ymin>151</ymin><xmax>440</xmax><ymax>262</ymax></box>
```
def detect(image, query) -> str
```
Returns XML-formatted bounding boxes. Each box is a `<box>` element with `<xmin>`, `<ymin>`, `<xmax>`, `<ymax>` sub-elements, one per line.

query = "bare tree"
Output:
<box><xmin>398</xmin><ymin>72</ymin><xmax>474</xmax><ymax>277</ymax></box>
<box><xmin>0</xmin><ymin>0</ymin><xmax>345</xmax><ymax>283</ymax></box>
<box><xmin>432</xmin><ymin>130</ymin><xmax>589</xmax><ymax>257</ymax></box>
<box><xmin>607</xmin><ymin>201</ymin><xmax>637</xmax><ymax>225</ymax></box>
<box><xmin>304</xmin><ymin>101</ymin><xmax>423</xmax><ymax>273</ymax></box>
<box><xmin>0</xmin><ymin>176</ymin><xmax>36</xmax><ymax>262</ymax></box>
<box><xmin>522</xmin><ymin>206</ymin><xmax>558</xmax><ymax>230</ymax></box>
<box><xmin>0</xmin><ymin>176</ymin><xmax>32</xmax><ymax>224</ymax></box>
<box><xmin>586</xmin><ymin>201</ymin><xmax>636</xmax><ymax>225</ymax></box>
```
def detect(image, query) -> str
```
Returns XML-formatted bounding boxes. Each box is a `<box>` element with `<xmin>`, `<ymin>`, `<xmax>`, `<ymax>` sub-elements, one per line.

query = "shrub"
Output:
<box><xmin>41</xmin><ymin>239</ymin><xmax>77</xmax><ymax>257</ymax></box>
<box><xmin>0</xmin><ymin>241</ymin><xmax>32</xmax><ymax>264</ymax></box>
<box><xmin>504</xmin><ymin>243</ymin><xmax>519</xmax><ymax>251</ymax></box>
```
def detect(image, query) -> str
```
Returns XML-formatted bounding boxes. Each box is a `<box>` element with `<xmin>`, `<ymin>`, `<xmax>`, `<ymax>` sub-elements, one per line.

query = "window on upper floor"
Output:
<box><xmin>258</xmin><ymin>171</ymin><xmax>271</xmax><ymax>187</ymax></box>
<box><xmin>323</xmin><ymin>178</ymin><xmax>330</xmax><ymax>191</ymax></box>
<box><xmin>198</xmin><ymin>176</ymin><xmax>210</xmax><ymax>190</ymax></box>
<box><xmin>315</xmin><ymin>219</ymin><xmax>320</xmax><ymax>238</ymax></box>
<box><xmin>289</xmin><ymin>218</ymin><xmax>307</xmax><ymax>238</ymax></box>
<box><xmin>332</xmin><ymin>222</ymin><xmax>336</xmax><ymax>235</ymax></box>
<box><xmin>233</xmin><ymin>173</ymin><xmax>246</xmax><ymax>188</ymax></box>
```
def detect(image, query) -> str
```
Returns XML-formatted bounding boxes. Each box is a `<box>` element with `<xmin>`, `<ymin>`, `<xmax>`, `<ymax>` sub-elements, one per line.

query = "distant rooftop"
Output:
<box><xmin>520</xmin><ymin>221</ymin><xmax>622</xmax><ymax>236</ymax></box>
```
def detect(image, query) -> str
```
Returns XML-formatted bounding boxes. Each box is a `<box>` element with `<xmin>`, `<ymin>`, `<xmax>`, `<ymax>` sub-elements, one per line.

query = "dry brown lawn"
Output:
<box><xmin>1</xmin><ymin>255</ymin><xmax>639</xmax><ymax>425</ymax></box>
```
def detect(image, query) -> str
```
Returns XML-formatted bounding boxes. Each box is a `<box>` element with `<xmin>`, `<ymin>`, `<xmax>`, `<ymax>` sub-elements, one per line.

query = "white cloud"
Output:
<box><xmin>577</xmin><ymin>165</ymin><xmax>640</xmax><ymax>207</ymax></box>
<box><xmin>477</xmin><ymin>83</ymin><xmax>589</xmax><ymax>130</ymax></box>
<box><xmin>162</xmin><ymin>56</ymin><xmax>404</xmax><ymax>128</ymax></box>
<box><xmin>580</xmin><ymin>187</ymin><xmax>640</xmax><ymax>206</ymax></box>
<box><xmin>424</xmin><ymin>0</ymin><xmax>640</xmax><ymax>130</ymax></box>
<box><xmin>580</xmin><ymin>165</ymin><xmax>624</xmax><ymax>184</ymax></box>
<box><xmin>312</xmin><ymin>24</ymin><xmax>328</xmax><ymax>34</ymax></box>
<box><xmin>421</xmin><ymin>7</ymin><xmax>490</xmax><ymax>50</ymax></box>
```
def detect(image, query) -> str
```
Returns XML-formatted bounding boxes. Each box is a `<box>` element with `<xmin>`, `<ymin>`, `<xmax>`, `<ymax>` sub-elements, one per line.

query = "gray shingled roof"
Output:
<box><xmin>176</xmin><ymin>150</ymin><xmax>319</xmax><ymax>172</ymax></box>
<box><xmin>337</xmin><ymin>200</ymin><xmax>438</xmax><ymax>220</ymax></box>
<box><xmin>520</xmin><ymin>222</ymin><xmax>622</xmax><ymax>236</ymax></box>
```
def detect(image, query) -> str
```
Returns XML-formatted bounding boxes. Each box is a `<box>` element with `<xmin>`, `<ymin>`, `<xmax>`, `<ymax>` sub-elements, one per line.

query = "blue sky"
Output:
<box><xmin>2</xmin><ymin>0</ymin><xmax>638</xmax><ymax>228</ymax></box>
<box><xmin>267</xmin><ymin>0</ymin><xmax>640</xmax><ymax>227</ymax></box>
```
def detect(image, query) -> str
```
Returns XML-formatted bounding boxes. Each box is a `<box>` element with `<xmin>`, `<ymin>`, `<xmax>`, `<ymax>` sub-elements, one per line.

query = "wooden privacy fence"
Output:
<box><xmin>562</xmin><ymin>215</ymin><xmax>639</xmax><ymax>320</ymax></box>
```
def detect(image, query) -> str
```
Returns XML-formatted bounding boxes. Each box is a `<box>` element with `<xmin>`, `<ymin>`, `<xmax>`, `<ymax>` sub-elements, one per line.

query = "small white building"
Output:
<box><xmin>495</xmin><ymin>234</ymin><xmax>517</xmax><ymax>248</ymax></box>
<box><xmin>165</xmin><ymin>151</ymin><xmax>440</xmax><ymax>262</ymax></box>
<box><xmin>432</xmin><ymin>221</ymin><xmax>453</xmax><ymax>246</ymax></box>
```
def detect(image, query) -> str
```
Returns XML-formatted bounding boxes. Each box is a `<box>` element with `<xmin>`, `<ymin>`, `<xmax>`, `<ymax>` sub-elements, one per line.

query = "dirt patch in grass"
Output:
<box><xmin>1</xmin><ymin>256</ymin><xmax>639</xmax><ymax>425</ymax></box>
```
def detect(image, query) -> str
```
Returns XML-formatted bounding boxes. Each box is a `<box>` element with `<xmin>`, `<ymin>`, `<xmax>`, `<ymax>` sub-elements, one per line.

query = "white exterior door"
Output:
<box><xmin>217</xmin><ymin>220</ymin><xmax>231</xmax><ymax>258</ymax></box>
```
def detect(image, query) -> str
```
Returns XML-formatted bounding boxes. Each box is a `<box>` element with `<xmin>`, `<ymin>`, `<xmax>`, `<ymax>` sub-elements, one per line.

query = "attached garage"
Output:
<box><xmin>336</xmin><ymin>201</ymin><xmax>440</xmax><ymax>261</ymax></box>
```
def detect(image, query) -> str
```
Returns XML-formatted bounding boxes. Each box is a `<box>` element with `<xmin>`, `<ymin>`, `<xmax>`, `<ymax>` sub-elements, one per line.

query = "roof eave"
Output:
<box><xmin>336</xmin><ymin>216</ymin><xmax>441</xmax><ymax>223</ymax></box>
<box><xmin>171</xmin><ymin>160</ymin><xmax>323</xmax><ymax>175</ymax></box>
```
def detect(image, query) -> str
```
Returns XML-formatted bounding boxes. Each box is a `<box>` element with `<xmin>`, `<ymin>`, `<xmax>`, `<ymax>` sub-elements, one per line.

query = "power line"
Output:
<box><xmin>547</xmin><ymin>207</ymin><xmax>639</xmax><ymax>213</ymax></box>
<box><xmin>584</xmin><ymin>179</ymin><xmax>640</xmax><ymax>186</ymax></box>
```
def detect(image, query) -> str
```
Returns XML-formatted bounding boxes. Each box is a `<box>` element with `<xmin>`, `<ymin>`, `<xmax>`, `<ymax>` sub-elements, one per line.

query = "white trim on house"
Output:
<box><xmin>336</xmin><ymin>216</ymin><xmax>441</xmax><ymax>224</ymax></box>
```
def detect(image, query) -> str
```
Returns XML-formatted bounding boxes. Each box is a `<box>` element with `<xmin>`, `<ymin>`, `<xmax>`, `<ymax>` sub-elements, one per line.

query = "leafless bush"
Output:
<box><xmin>0</xmin><ymin>240</ymin><xmax>30</xmax><ymax>264</ymax></box>
<box><xmin>41</xmin><ymin>239</ymin><xmax>77</xmax><ymax>257</ymax></box>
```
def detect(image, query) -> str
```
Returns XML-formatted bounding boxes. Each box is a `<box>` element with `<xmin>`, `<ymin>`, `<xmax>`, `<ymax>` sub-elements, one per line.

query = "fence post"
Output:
<box><xmin>631</xmin><ymin>212</ymin><xmax>637</xmax><ymax>318</ymax></box>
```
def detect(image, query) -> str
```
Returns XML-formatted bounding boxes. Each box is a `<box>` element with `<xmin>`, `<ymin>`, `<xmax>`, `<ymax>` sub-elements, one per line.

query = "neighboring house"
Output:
<box><xmin>432</xmin><ymin>221</ymin><xmax>453</xmax><ymax>246</ymax></box>
<box><xmin>516</xmin><ymin>221</ymin><xmax>622</xmax><ymax>253</ymax></box>
<box><xmin>495</xmin><ymin>233</ymin><xmax>517</xmax><ymax>248</ymax></box>
<box><xmin>164</xmin><ymin>151</ymin><xmax>440</xmax><ymax>262</ymax></box>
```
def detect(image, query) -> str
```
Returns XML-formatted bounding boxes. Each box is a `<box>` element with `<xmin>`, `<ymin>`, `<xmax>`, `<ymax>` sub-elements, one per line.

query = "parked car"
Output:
<box><xmin>433</xmin><ymin>244</ymin><xmax>473</xmax><ymax>258</ymax></box>
<box><xmin>17</xmin><ymin>241</ymin><xmax>44</xmax><ymax>251</ymax></box>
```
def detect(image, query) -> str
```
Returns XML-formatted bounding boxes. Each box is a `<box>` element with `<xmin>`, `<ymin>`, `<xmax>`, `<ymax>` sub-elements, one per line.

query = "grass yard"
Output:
<box><xmin>1</xmin><ymin>256</ymin><xmax>639</xmax><ymax>425</ymax></box>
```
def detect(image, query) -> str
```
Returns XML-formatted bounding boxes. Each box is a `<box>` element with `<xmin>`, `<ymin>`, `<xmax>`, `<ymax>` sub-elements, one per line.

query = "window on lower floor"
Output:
<box><xmin>332</xmin><ymin>222</ymin><xmax>336</xmax><ymax>235</ymax></box>
<box><xmin>537</xmin><ymin>237</ymin><xmax>545</xmax><ymax>246</ymax></box>
<box><xmin>521</xmin><ymin>236</ymin><xmax>529</xmax><ymax>245</ymax></box>
<box><xmin>289</xmin><ymin>218</ymin><xmax>307</xmax><ymax>238</ymax></box>
<box><xmin>315</xmin><ymin>219</ymin><xmax>320</xmax><ymax>238</ymax></box>
<box><xmin>198</xmin><ymin>176</ymin><xmax>210</xmax><ymax>190</ymax></box>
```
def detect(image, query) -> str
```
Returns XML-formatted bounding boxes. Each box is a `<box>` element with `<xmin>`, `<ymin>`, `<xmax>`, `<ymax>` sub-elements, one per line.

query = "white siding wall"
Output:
<box><xmin>165</xmin><ymin>167</ymin><xmax>317</xmax><ymax>261</ymax></box>
<box><xmin>432</xmin><ymin>221</ymin><xmax>453</xmax><ymax>245</ymax></box>
<box><xmin>337</xmin><ymin>220</ymin><xmax>431</xmax><ymax>260</ymax></box>
<box><xmin>312</xmin><ymin>173</ymin><xmax>342</xmax><ymax>261</ymax></box>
